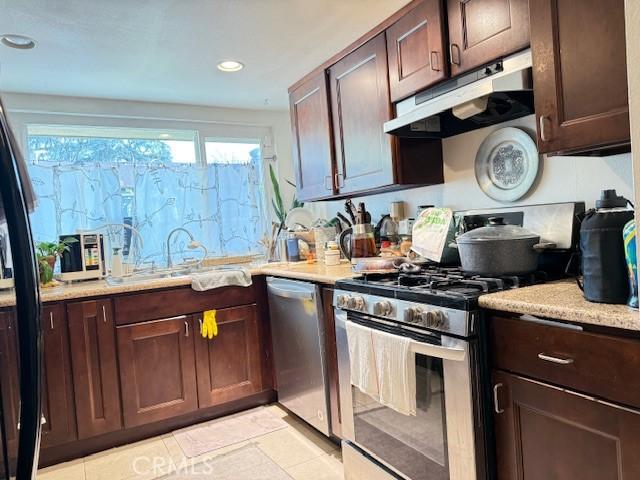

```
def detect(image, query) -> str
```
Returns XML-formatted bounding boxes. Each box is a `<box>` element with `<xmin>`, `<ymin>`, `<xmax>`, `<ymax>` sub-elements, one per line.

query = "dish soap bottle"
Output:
<box><xmin>111</xmin><ymin>247</ymin><xmax>123</xmax><ymax>278</ymax></box>
<box><xmin>623</xmin><ymin>219</ymin><xmax>638</xmax><ymax>309</ymax></box>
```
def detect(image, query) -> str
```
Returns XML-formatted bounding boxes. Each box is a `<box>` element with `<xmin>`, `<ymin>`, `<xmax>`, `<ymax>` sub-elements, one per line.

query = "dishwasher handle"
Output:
<box><xmin>266</xmin><ymin>277</ymin><xmax>315</xmax><ymax>300</ymax></box>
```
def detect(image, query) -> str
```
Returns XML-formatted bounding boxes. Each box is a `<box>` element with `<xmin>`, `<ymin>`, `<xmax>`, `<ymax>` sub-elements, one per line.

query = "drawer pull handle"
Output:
<box><xmin>449</xmin><ymin>43</ymin><xmax>461</xmax><ymax>66</ymax></box>
<box><xmin>102</xmin><ymin>305</ymin><xmax>107</xmax><ymax>323</ymax></box>
<box><xmin>198</xmin><ymin>318</ymin><xmax>203</xmax><ymax>335</ymax></box>
<box><xmin>185</xmin><ymin>321</ymin><xmax>189</xmax><ymax>338</ymax></box>
<box><xmin>539</xmin><ymin>115</ymin><xmax>551</xmax><ymax>142</ymax></box>
<box><xmin>49</xmin><ymin>312</ymin><xmax>54</xmax><ymax>330</ymax></box>
<box><xmin>493</xmin><ymin>383</ymin><xmax>504</xmax><ymax>414</ymax></box>
<box><xmin>538</xmin><ymin>353</ymin><xmax>574</xmax><ymax>365</ymax></box>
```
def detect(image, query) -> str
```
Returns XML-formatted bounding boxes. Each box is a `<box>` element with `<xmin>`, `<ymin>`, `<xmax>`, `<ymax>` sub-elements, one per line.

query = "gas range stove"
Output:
<box><xmin>336</xmin><ymin>265</ymin><xmax>547</xmax><ymax>310</ymax></box>
<box><xmin>334</xmin><ymin>266</ymin><xmax>547</xmax><ymax>338</ymax></box>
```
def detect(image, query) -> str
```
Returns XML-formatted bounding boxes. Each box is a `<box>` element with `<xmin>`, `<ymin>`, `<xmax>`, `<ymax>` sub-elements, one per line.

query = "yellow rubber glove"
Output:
<box><xmin>202</xmin><ymin>309</ymin><xmax>218</xmax><ymax>340</ymax></box>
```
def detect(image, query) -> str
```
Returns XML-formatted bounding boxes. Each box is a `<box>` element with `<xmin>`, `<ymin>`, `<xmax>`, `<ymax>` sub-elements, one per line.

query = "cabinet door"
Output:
<box><xmin>447</xmin><ymin>0</ymin><xmax>529</xmax><ymax>75</ymax></box>
<box><xmin>530</xmin><ymin>0</ymin><xmax>629</xmax><ymax>154</ymax></box>
<box><xmin>330</xmin><ymin>33</ymin><xmax>395</xmax><ymax>195</ymax></box>
<box><xmin>117</xmin><ymin>316</ymin><xmax>198</xmax><ymax>427</ymax></box>
<box><xmin>386</xmin><ymin>0</ymin><xmax>447</xmax><ymax>102</ymax></box>
<box><xmin>289</xmin><ymin>72</ymin><xmax>335</xmax><ymax>201</ymax></box>
<box><xmin>194</xmin><ymin>305</ymin><xmax>263</xmax><ymax>408</ymax></box>
<box><xmin>40</xmin><ymin>304</ymin><xmax>76</xmax><ymax>448</ymax></box>
<box><xmin>67</xmin><ymin>299</ymin><xmax>122</xmax><ymax>438</ymax></box>
<box><xmin>0</xmin><ymin>311</ymin><xmax>19</xmax><ymax>458</ymax></box>
<box><xmin>493</xmin><ymin>370</ymin><xmax>640</xmax><ymax>479</ymax></box>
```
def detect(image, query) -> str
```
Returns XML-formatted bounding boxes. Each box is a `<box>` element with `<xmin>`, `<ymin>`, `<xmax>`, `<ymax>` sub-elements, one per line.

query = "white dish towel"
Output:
<box><xmin>190</xmin><ymin>267</ymin><xmax>252</xmax><ymax>291</ymax></box>
<box><xmin>371</xmin><ymin>328</ymin><xmax>417</xmax><ymax>416</ymax></box>
<box><xmin>346</xmin><ymin>321</ymin><xmax>379</xmax><ymax>400</ymax></box>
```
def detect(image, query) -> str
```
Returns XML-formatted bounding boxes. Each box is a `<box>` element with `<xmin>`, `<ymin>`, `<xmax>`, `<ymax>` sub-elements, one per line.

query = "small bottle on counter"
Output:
<box><xmin>324</xmin><ymin>241</ymin><xmax>341</xmax><ymax>266</ymax></box>
<box><xmin>111</xmin><ymin>247</ymin><xmax>123</xmax><ymax>278</ymax></box>
<box><xmin>286</xmin><ymin>235</ymin><xmax>300</xmax><ymax>262</ymax></box>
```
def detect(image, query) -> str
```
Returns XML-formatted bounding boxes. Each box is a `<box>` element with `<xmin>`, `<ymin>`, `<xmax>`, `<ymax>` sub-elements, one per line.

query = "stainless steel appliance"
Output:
<box><xmin>334</xmin><ymin>202</ymin><xmax>585</xmax><ymax>480</ymax></box>
<box><xmin>334</xmin><ymin>274</ymin><xmax>492</xmax><ymax>480</ymax></box>
<box><xmin>384</xmin><ymin>49</ymin><xmax>533</xmax><ymax>138</ymax></box>
<box><xmin>59</xmin><ymin>232</ymin><xmax>106</xmax><ymax>281</ymax></box>
<box><xmin>0</xmin><ymin>94</ymin><xmax>43</xmax><ymax>478</ymax></box>
<box><xmin>267</xmin><ymin>277</ymin><xmax>330</xmax><ymax>436</ymax></box>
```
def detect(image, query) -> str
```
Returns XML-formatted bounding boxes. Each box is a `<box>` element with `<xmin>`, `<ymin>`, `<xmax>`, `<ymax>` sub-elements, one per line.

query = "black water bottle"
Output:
<box><xmin>580</xmin><ymin>190</ymin><xmax>634</xmax><ymax>304</ymax></box>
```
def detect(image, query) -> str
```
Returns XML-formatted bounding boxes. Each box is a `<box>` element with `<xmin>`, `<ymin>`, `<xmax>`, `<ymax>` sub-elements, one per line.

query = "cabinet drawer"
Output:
<box><xmin>490</xmin><ymin>315</ymin><xmax>640</xmax><ymax>409</ymax></box>
<box><xmin>114</xmin><ymin>285</ymin><xmax>255</xmax><ymax>325</ymax></box>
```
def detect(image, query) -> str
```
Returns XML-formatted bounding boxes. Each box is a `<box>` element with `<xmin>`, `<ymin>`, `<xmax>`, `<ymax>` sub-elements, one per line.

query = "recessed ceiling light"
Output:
<box><xmin>217</xmin><ymin>60</ymin><xmax>244</xmax><ymax>72</ymax></box>
<box><xmin>159</xmin><ymin>133</ymin><xmax>171</xmax><ymax>139</ymax></box>
<box><xmin>1</xmin><ymin>34</ymin><xmax>36</xmax><ymax>50</ymax></box>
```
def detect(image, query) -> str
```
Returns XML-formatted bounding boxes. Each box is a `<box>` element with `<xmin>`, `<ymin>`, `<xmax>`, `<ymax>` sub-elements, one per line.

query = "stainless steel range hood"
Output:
<box><xmin>384</xmin><ymin>49</ymin><xmax>533</xmax><ymax>138</ymax></box>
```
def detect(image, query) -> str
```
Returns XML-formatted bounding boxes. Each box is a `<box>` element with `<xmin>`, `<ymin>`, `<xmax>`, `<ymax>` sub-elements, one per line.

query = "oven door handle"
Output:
<box><xmin>410</xmin><ymin>341</ymin><xmax>466</xmax><ymax>362</ymax></box>
<box><xmin>344</xmin><ymin>318</ymin><xmax>467</xmax><ymax>362</ymax></box>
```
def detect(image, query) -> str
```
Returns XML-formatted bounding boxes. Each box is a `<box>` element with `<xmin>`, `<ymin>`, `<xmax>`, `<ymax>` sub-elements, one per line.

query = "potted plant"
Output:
<box><xmin>267</xmin><ymin>164</ymin><xmax>303</xmax><ymax>260</ymax></box>
<box><xmin>35</xmin><ymin>238</ymin><xmax>77</xmax><ymax>286</ymax></box>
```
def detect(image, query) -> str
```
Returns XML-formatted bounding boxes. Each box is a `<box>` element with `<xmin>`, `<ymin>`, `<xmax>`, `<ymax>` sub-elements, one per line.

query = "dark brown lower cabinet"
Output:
<box><xmin>194</xmin><ymin>305</ymin><xmax>263</xmax><ymax>408</ymax></box>
<box><xmin>493</xmin><ymin>370</ymin><xmax>640</xmax><ymax>479</ymax></box>
<box><xmin>0</xmin><ymin>311</ymin><xmax>19</xmax><ymax>458</ymax></box>
<box><xmin>117</xmin><ymin>316</ymin><xmax>198</xmax><ymax>428</ymax></box>
<box><xmin>40</xmin><ymin>304</ymin><xmax>76</xmax><ymax>448</ymax></box>
<box><xmin>321</xmin><ymin>288</ymin><xmax>341</xmax><ymax>439</ymax></box>
<box><xmin>67</xmin><ymin>299</ymin><xmax>122</xmax><ymax>438</ymax></box>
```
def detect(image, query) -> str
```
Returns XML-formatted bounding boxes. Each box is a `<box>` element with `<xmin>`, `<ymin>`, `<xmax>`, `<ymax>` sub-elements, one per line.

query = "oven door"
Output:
<box><xmin>335</xmin><ymin>308</ymin><xmax>477</xmax><ymax>480</ymax></box>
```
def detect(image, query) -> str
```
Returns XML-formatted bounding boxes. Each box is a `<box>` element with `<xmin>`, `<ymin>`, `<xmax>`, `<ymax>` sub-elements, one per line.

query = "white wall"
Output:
<box><xmin>1</xmin><ymin>92</ymin><xmax>297</xmax><ymax>220</ymax></box>
<box><xmin>310</xmin><ymin>115</ymin><xmax>634</xmax><ymax>222</ymax></box>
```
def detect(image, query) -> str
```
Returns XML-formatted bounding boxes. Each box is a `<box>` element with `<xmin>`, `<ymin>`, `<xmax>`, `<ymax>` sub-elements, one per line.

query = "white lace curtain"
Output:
<box><xmin>27</xmin><ymin>140</ymin><xmax>268</xmax><ymax>265</ymax></box>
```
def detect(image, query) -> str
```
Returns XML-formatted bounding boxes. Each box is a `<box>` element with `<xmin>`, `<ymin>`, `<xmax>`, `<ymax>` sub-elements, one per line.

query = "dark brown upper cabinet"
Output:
<box><xmin>330</xmin><ymin>33</ymin><xmax>396</xmax><ymax>195</ymax></box>
<box><xmin>289</xmin><ymin>72</ymin><xmax>335</xmax><ymax>202</ymax></box>
<box><xmin>386</xmin><ymin>0</ymin><xmax>447</xmax><ymax>102</ymax></box>
<box><xmin>530</xmin><ymin>0</ymin><xmax>630</xmax><ymax>155</ymax></box>
<box><xmin>447</xmin><ymin>0</ymin><xmax>530</xmax><ymax>76</ymax></box>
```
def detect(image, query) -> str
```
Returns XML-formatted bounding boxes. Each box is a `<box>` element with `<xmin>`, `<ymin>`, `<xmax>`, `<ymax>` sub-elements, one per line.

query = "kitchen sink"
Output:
<box><xmin>105</xmin><ymin>264</ymin><xmax>237</xmax><ymax>285</ymax></box>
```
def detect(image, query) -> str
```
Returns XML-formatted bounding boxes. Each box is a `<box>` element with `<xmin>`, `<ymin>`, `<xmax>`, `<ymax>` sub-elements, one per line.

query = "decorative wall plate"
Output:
<box><xmin>475</xmin><ymin>127</ymin><xmax>540</xmax><ymax>202</ymax></box>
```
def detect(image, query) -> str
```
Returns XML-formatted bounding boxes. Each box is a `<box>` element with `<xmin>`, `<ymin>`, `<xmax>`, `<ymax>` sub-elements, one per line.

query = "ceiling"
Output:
<box><xmin>0</xmin><ymin>0</ymin><xmax>410</xmax><ymax>110</ymax></box>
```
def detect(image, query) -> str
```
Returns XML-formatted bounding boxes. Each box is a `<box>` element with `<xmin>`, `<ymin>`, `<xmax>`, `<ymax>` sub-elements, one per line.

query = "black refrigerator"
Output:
<box><xmin>0</xmin><ymin>95</ymin><xmax>43</xmax><ymax>479</ymax></box>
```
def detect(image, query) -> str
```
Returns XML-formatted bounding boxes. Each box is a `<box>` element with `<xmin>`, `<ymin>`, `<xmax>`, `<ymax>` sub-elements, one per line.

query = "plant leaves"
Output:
<box><xmin>269</xmin><ymin>164</ymin><xmax>285</xmax><ymax>221</ymax></box>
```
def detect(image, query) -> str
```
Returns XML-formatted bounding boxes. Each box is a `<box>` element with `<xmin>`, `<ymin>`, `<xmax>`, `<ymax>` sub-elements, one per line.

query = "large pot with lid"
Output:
<box><xmin>452</xmin><ymin>217</ymin><xmax>555</xmax><ymax>276</ymax></box>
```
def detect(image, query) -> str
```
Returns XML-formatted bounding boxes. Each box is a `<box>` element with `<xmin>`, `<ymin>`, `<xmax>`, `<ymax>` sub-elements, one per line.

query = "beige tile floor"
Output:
<box><xmin>36</xmin><ymin>404</ymin><xmax>344</xmax><ymax>480</ymax></box>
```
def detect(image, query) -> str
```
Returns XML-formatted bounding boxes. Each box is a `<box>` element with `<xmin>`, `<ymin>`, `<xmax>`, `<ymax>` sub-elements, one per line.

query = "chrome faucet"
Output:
<box><xmin>166</xmin><ymin>227</ymin><xmax>204</xmax><ymax>269</ymax></box>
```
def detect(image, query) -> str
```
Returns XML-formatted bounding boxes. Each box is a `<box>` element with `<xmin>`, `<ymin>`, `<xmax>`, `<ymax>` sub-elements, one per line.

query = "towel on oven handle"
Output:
<box><xmin>371</xmin><ymin>329</ymin><xmax>416</xmax><ymax>416</ymax></box>
<box><xmin>346</xmin><ymin>321</ymin><xmax>379</xmax><ymax>400</ymax></box>
<box><xmin>346</xmin><ymin>320</ymin><xmax>417</xmax><ymax>416</ymax></box>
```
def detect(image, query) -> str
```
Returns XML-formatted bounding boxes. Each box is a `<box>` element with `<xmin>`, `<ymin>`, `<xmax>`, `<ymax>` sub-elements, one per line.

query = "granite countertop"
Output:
<box><xmin>0</xmin><ymin>260</ymin><xmax>357</xmax><ymax>307</ymax></box>
<box><xmin>479</xmin><ymin>279</ymin><xmax>640</xmax><ymax>331</ymax></box>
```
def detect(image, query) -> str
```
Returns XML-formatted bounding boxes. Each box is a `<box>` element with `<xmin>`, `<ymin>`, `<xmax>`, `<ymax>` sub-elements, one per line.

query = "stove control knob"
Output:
<box><xmin>346</xmin><ymin>296</ymin><xmax>357</xmax><ymax>309</ymax></box>
<box><xmin>404</xmin><ymin>307</ymin><xmax>422</xmax><ymax>323</ymax></box>
<box><xmin>424</xmin><ymin>310</ymin><xmax>446</xmax><ymax>328</ymax></box>
<box><xmin>353</xmin><ymin>296</ymin><xmax>366</xmax><ymax>311</ymax></box>
<box><xmin>373</xmin><ymin>300</ymin><xmax>393</xmax><ymax>317</ymax></box>
<box><xmin>337</xmin><ymin>294</ymin><xmax>350</xmax><ymax>309</ymax></box>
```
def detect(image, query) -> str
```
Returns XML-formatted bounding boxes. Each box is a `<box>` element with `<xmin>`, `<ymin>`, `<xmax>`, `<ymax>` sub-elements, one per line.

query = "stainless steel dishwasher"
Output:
<box><xmin>266</xmin><ymin>277</ymin><xmax>330</xmax><ymax>436</ymax></box>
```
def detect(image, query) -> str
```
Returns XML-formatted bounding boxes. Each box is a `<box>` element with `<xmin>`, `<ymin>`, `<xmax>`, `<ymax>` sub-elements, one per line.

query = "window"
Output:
<box><xmin>26</xmin><ymin>125</ymin><xmax>268</xmax><ymax>265</ymax></box>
